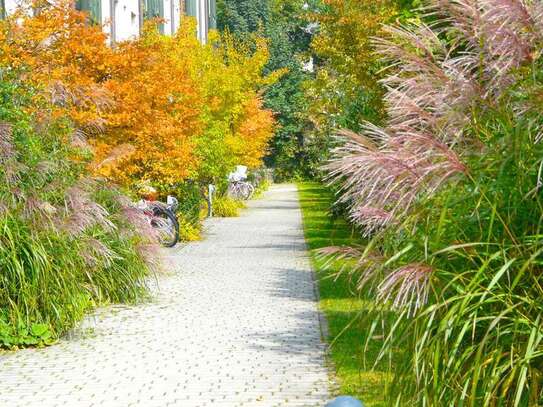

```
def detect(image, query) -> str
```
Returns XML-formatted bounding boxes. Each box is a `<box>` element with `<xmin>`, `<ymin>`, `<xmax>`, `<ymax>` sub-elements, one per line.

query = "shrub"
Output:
<box><xmin>323</xmin><ymin>0</ymin><xmax>543</xmax><ymax>405</ymax></box>
<box><xmin>178</xmin><ymin>216</ymin><xmax>202</xmax><ymax>242</ymax></box>
<box><xmin>252</xmin><ymin>179</ymin><xmax>271</xmax><ymax>199</ymax></box>
<box><xmin>213</xmin><ymin>196</ymin><xmax>245</xmax><ymax>217</ymax></box>
<box><xmin>0</xmin><ymin>78</ymin><xmax>151</xmax><ymax>348</ymax></box>
<box><xmin>172</xmin><ymin>181</ymin><xmax>204</xmax><ymax>224</ymax></box>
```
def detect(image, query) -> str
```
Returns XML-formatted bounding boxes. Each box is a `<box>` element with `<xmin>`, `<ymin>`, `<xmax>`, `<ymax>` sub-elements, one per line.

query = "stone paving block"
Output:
<box><xmin>0</xmin><ymin>184</ymin><xmax>330</xmax><ymax>406</ymax></box>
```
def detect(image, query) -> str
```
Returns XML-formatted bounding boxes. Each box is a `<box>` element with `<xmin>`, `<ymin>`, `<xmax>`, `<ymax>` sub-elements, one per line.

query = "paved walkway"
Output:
<box><xmin>0</xmin><ymin>184</ymin><xmax>330</xmax><ymax>407</ymax></box>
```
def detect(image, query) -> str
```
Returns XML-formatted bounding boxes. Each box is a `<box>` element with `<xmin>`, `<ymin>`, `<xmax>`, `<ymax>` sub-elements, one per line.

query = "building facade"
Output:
<box><xmin>1</xmin><ymin>0</ymin><xmax>216</xmax><ymax>43</ymax></box>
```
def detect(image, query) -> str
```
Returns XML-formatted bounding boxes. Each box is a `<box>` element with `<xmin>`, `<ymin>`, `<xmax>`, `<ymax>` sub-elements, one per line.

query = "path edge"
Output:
<box><xmin>294</xmin><ymin>183</ymin><xmax>340</xmax><ymax>397</ymax></box>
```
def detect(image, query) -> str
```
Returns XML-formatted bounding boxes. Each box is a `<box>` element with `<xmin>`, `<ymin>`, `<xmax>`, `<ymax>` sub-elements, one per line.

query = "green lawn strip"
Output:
<box><xmin>297</xmin><ymin>181</ymin><xmax>388</xmax><ymax>407</ymax></box>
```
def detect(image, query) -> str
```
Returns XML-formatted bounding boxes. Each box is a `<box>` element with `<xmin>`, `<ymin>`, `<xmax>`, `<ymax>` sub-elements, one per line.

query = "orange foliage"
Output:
<box><xmin>233</xmin><ymin>97</ymin><xmax>275</xmax><ymax>168</ymax></box>
<box><xmin>0</xmin><ymin>0</ymin><xmax>113</xmax><ymax>128</ymax></box>
<box><xmin>93</xmin><ymin>25</ymin><xmax>203</xmax><ymax>187</ymax></box>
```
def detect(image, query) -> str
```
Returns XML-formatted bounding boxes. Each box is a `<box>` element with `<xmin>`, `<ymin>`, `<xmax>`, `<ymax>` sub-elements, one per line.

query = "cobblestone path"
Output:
<box><xmin>0</xmin><ymin>184</ymin><xmax>330</xmax><ymax>407</ymax></box>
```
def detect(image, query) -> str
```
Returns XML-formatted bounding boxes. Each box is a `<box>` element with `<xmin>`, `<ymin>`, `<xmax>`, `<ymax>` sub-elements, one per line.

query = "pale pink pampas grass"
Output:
<box><xmin>377</xmin><ymin>263</ymin><xmax>434</xmax><ymax>316</ymax></box>
<box><xmin>0</xmin><ymin>122</ymin><xmax>21</xmax><ymax>185</ymax></box>
<box><xmin>322</xmin><ymin>0</ymin><xmax>543</xmax><ymax>315</ymax></box>
<box><xmin>326</xmin><ymin>0</ymin><xmax>542</xmax><ymax>234</ymax></box>
<box><xmin>61</xmin><ymin>183</ymin><xmax>114</xmax><ymax>237</ymax></box>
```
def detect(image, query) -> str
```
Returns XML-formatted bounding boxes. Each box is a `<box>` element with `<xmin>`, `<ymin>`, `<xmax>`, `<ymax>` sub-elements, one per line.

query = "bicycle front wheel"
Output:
<box><xmin>239</xmin><ymin>183</ymin><xmax>254</xmax><ymax>200</ymax></box>
<box><xmin>245</xmin><ymin>183</ymin><xmax>255</xmax><ymax>200</ymax></box>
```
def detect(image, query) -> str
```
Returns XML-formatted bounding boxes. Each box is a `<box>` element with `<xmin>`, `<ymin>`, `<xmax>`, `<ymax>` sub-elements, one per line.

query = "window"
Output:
<box><xmin>75</xmin><ymin>0</ymin><xmax>102</xmax><ymax>26</ymax></box>
<box><xmin>208</xmin><ymin>0</ymin><xmax>216</xmax><ymax>29</ymax></box>
<box><xmin>144</xmin><ymin>0</ymin><xmax>164</xmax><ymax>34</ymax></box>
<box><xmin>185</xmin><ymin>0</ymin><xmax>197</xmax><ymax>17</ymax></box>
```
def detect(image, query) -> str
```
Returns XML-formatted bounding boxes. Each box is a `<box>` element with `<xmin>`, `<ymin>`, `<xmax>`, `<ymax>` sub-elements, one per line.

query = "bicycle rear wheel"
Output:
<box><xmin>150</xmin><ymin>206</ymin><xmax>179</xmax><ymax>248</ymax></box>
<box><xmin>228</xmin><ymin>183</ymin><xmax>243</xmax><ymax>200</ymax></box>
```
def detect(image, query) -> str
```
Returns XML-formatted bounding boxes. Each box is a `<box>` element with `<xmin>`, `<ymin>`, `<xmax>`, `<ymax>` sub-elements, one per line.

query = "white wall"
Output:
<box><xmin>113</xmin><ymin>0</ymin><xmax>140</xmax><ymax>42</ymax></box>
<box><xmin>163</xmin><ymin>0</ymin><xmax>181</xmax><ymax>36</ymax></box>
<box><xmin>4</xmin><ymin>0</ymin><xmax>20</xmax><ymax>15</ymax></box>
<box><xmin>196</xmin><ymin>0</ymin><xmax>208</xmax><ymax>44</ymax></box>
<box><xmin>100</xmin><ymin>0</ymin><xmax>113</xmax><ymax>43</ymax></box>
<box><xmin>162</xmin><ymin>0</ymin><xmax>170</xmax><ymax>36</ymax></box>
<box><xmin>173</xmin><ymin>0</ymin><xmax>181</xmax><ymax>33</ymax></box>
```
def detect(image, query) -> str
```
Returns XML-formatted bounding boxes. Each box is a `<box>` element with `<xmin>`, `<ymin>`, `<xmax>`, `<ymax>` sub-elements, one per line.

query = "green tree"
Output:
<box><xmin>217</xmin><ymin>0</ymin><xmax>270</xmax><ymax>38</ymax></box>
<box><xmin>217</xmin><ymin>0</ymin><xmax>317</xmax><ymax>180</ymax></box>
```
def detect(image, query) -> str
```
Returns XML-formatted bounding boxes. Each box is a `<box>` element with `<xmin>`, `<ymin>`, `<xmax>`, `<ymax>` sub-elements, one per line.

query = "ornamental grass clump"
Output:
<box><xmin>0</xmin><ymin>78</ymin><xmax>151</xmax><ymax>348</ymax></box>
<box><xmin>323</xmin><ymin>0</ymin><xmax>543</xmax><ymax>404</ymax></box>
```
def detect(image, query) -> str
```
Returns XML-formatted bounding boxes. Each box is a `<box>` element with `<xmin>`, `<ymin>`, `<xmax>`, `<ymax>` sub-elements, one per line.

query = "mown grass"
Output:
<box><xmin>298</xmin><ymin>181</ymin><xmax>388</xmax><ymax>407</ymax></box>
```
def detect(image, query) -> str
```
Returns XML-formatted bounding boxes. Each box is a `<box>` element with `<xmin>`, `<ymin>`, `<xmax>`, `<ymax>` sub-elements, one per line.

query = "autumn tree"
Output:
<box><xmin>180</xmin><ymin>28</ymin><xmax>278</xmax><ymax>185</ymax></box>
<box><xmin>93</xmin><ymin>23</ymin><xmax>204</xmax><ymax>189</ymax></box>
<box><xmin>0</xmin><ymin>0</ymin><xmax>114</xmax><ymax>129</ymax></box>
<box><xmin>290</xmin><ymin>0</ymin><xmax>416</xmax><ymax>179</ymax></box>
<box><xmin>308</xmin><ymin>0</ymin><xmax>412</xmax><ymax>130</ymax></box>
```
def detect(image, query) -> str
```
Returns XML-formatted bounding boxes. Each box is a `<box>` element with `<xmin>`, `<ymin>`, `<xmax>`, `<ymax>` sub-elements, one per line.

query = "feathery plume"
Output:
<box><xmin>0</xmin><ymin>122</ymin><xmax>23</xmax><ymax>185</ymax></box>
<box><xmin>70</xmin><ymin>128</ymin><xmax>91</xmax><ymax>150</ymax></box>
<box><xmin>61</xmin><ymin>183</ymin><xmax>114</xmax><ymax>237</ymax></box>
<box><xmin>316</xmin><ymin>246</ymin><xmax>384</xmax><ymax>291</ymax></box>
<box><xmin>377</xmin><ymin>263</ymin><xmax>434</xmax><ymax>317</ymax></box>
<box><xmin>322</xmin><ymin>0</ymin><xmax>543</xmax><ymax>315</ymax></box>
<box><xmin>81</xmin><ymin>238</ymin><xmax>117</xmax><ymax>268</ymax></box>
<box><xmin>115</xmin><ymin>194</ymin><xmax>161</xmax><ymax>244</ymax></box>
<box><xmin>325</xmin><ymin>125</ymin><xmax>466</xmax><ymax>232</ymax></box>
<box><xmin>0</xmin><ymin>122</ymin><xmax>15</xmax><ymax>163</ymax></box>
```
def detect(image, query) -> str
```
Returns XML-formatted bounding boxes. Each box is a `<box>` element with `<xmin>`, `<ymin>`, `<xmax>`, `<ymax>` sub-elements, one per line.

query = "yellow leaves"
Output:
<box><xmin>311</xmin><ymin>0</ymin><xmax>399</xmax><ymax>86</ymax></box>
<box><xmin>185</xmin><ymin>27</ymin><xmax>278</xmax><ymax>180</ymax></box>
<box><xmin>306</xmin><ymin>0</ymin><xmax>398</xmax><ymax>125</ymax></box>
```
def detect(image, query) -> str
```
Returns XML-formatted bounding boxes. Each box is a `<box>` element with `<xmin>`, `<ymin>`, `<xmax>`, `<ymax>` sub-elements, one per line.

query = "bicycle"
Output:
<box><xmin>227</xmin><ymin>180</ymin><xmax>255</xmax><ymax>200</ymax></box>
<box><xmin>137</xmin><ymin>195</ymin><xmax>179</xmax><ymax>248</ymax></box>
